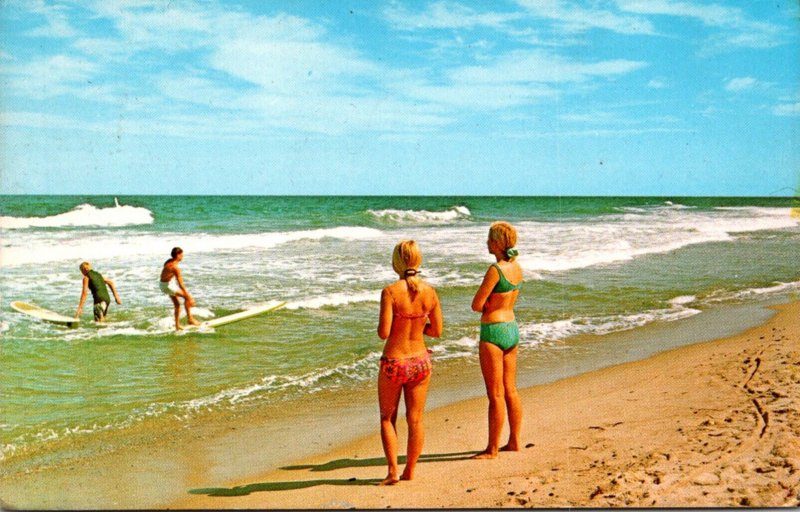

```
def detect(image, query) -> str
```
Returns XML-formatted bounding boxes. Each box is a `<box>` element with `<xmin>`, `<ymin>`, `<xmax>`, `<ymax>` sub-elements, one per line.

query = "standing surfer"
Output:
<box><xmin>160</xmin><ymin>247</ymin><xmax>201</xmax><ymax>330</ymax></box>
<box><xmin>76</xmin><ymin>262</ymin><xmax>122</xmax><ymax>322</ymax></box>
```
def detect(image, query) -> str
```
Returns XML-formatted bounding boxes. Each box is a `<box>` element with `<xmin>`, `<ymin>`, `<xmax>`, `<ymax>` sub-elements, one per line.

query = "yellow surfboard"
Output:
<box><xmin>190</xmin><ymin>301</ymin><xmax>287</xmax><ymax>329</ymax></box>
<box><xmin>10</xmin><ymin>301</ymin><xmax>80</xmax><ymax>328</ymax></box>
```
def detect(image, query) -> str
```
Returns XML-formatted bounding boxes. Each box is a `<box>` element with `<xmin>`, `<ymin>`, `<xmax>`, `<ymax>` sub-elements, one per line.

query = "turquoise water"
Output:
<box><xmin>1</xmin><ymin>195</ymin><xmax>799</xmax><ymax>471</ymax></box>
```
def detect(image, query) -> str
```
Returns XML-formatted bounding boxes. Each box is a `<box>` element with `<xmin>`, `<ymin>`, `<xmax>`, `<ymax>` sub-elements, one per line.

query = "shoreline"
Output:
<box><xmin>174</xmin><ymin>299</ymin><xmax>800</xmax><ymax>508</ymax></box>
<box><xmin>1</xmin><ymin>298</ymin><xmax>797</xmax><ymax>509</ymax></box>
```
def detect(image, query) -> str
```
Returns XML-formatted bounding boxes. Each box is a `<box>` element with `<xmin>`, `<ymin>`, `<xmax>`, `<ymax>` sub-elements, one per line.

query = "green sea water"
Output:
<box><xmin>1</xmin><ymin>195</ymin><xmax>798</xmax><ymax>475</ymax></box>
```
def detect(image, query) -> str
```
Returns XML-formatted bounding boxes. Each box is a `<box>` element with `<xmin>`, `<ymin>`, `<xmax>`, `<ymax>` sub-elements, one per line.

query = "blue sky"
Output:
<box><xmin>0</xmin><ymin>0</ymin><xmax>798</xmax><ymax>195</ymax></box>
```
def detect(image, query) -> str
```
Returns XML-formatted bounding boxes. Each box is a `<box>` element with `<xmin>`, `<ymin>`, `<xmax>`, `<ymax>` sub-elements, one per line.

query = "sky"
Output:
<box><xmin>0</xmin><ymin>0</ymin><xmax>798</xmax><ymax>196</ymax></box>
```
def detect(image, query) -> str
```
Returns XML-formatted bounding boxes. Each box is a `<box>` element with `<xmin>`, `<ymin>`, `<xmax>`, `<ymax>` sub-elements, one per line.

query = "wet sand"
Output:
<box><xmin>176</xmin><ymin>300</ymin><xmax>800</xmax><ymax>508</ymax></box>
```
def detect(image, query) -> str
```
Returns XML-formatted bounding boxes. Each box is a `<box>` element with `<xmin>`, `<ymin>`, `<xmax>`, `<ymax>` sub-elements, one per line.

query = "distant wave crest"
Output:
<box><xmin>367</xmin><ymin>205</ymin><xmax>471</xmax><ymax>225</ymax></box>
<box><xmin>0</xmin><ymin>199</ymin><xmax>154</xmax><ymax>229</ymax></box>
<box><xmin>0</xmin><ymin>225</ymin><xmax>386</xmax><ymax>267</ymax></box>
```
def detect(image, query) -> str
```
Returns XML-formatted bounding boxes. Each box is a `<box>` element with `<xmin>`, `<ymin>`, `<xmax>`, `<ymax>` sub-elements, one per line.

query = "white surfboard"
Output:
<box><xmin>191</xmin><ymin>301</ymin><xmax>287</xmax><ymax>329</ymax></box>
<box><xmin>10</xmin><ymin>301</ymin><xmax>80</xmax><ymax>328</ymax></box>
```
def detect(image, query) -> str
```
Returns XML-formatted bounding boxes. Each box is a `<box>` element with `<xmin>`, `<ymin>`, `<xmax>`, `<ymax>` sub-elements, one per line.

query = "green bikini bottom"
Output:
<box><xmin>480</xmin><ymin>320</ymin><xmax>520</xmax><ymax>351</ymax></box>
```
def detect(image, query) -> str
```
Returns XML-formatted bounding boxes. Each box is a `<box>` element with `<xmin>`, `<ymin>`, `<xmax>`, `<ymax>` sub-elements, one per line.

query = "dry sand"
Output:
<box><xmin>174</xmin><ymin>300</ymin><xmax>800</xmax><ymax>508</ymax></box>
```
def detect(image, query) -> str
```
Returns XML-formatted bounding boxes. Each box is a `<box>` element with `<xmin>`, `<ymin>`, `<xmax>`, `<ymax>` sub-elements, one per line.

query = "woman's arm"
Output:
<box><xmin>423</xmin><ymin>290</ymin><xmax>443</xmax><ymax>338</ymax></box>
<box><xmin>471</xmin><ymin>265</ymin><xmax>499</xmax><ymax>313</ymax></box>
<box><xmin>377</xmin><ymin>288</ymin><xmax>393</xmax><ymax>340</ymax></box>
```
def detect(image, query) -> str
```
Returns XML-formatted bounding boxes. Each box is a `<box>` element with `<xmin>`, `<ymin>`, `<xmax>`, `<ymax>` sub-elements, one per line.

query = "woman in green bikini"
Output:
<box><xmin>471</xmin><ymin>221</ymin><xmax>523</xmax><ymax>459</ymax></box>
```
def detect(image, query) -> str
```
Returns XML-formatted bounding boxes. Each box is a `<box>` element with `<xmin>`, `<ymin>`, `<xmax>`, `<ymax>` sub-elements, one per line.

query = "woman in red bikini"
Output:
<box><xmin>377</xmin><ymin>240</ymin><xmax>443</xmax><ymax>485</ymax></box>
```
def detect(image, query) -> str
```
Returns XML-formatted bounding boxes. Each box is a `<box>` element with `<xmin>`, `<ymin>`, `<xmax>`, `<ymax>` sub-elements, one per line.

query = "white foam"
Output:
<box><xmin>182</xmin><ymin>351</ymin><xmax>384</xmax><ymax>410</ymax></box>
<box><xmin>512</xmin><ymin>206</ymin><xmax>799</xmax><ymax>273</ymax></box>
<box><xmin>706</xmin><ymin>280</ymin><xmax>800</xmax><ymax>303</ymax></box>
<box><xmin>0</xmin><ymin>226</ymin><xmax>386</xmax><ymax>267</ymax></box>
<box><xmin>367</xmin><ymin>205</ymin><xmax>471</xmax><ymax>224</ymax></box>
<box><xmin>0</xmin><ymin>200</ymin><xmax>154</xmax><ymax>230</ymax></box>
<box><xmin>284</xmin><ymin>291</ymin><xmax>379</xmax><ymax>310</ymax></box>
<box><xmin>429</xmin><ymin>336</ymin><xmax>481</xmax><ymax>360</ymax></box>
<box><xmin>669</xmin><ymin>295</ymin><xmax>697</xmax><ymax>306</ymax></box>
<box><xmin>519</xmin><ymin>305</ymin><xmax>702</xmax><ymax>344</ymax></box>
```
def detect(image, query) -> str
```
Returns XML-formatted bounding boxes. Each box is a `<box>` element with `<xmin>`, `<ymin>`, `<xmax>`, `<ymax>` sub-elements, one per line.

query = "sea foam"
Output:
<box><xmin>513</xmin><ymin>206</ymin><xmax>800</xmax><ymax>273</ymax></box>
<box><xmin>0</xmin><ymin>199</ymin><xmax>154</xmax><ymax>230</ymax></box>
<box><xmin>367</xmin><ymin>205</ymin><xmax>471</xmax><ymax>224</ymax></box>
<box><xmin>0</xmin><ymin>226</ymin><xmax>386</xmax><ymax>267</ymax></box>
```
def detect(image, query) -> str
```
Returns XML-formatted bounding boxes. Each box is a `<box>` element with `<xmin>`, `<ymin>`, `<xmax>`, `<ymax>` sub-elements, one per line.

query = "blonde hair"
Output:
<box><xmin>392</xmin><ymin>240</ymin><xmax>422</xmax><ymax>294</ymax></box>
<box><xmin>79</xmin><ymin>261</ymin><xmax>91</xmax><ymax>273</ymax></box>
<box><xmin>489</xmin><ymin>221</ymin><xmax>518</xmax><ymax>261</ymax></box>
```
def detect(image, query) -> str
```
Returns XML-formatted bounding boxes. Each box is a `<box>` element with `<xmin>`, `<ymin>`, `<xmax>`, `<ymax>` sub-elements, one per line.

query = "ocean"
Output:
<box><xmin>1</xmin><ymin>195</ymin><xmax>799</xmax><ymax>478</ymax></box>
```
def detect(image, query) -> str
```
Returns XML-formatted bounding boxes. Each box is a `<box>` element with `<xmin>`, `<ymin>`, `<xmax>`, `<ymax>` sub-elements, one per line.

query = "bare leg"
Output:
<box><xmin>472</xmin><ymin>341</ymin><xmax>505</xmax><ymax>459</ymax></box>
<box><xmin>500</xmin><ymin>346</ymin><xmax>522</xmax><ymax>452</ymax></box>
<box><xmin>400</xmin><ymin>373</ymin><xmax>430</xmax><ymax>481</ymax></box>
<box><xmin>170</xmin><ymin>296</ymin><xmax>182</xmax><ymax>330</ymax></box>
<box><xmin>184</xmin><ymin>300</ymin><xmax>201</xmax><ymax>326</ymax></box>
<box><xmin>174</xmin><ymin>290</ymin><xmax>200</xmax><ymax>325</ymax></box>
<box><xmin>378</xmin><ymin>372</ymin><xmax>403</xmax><ymax>485</ymax></box>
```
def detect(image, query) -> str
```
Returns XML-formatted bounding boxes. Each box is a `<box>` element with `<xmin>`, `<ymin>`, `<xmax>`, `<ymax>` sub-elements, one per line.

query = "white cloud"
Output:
<box><xmin>23</xmin><ymin>0</ymin><xmax>78</xmax><ymax>38</ymax></box>
<box><xmin>0</xmin><ymin>110</ymin><xmax>78</xmax><ymax>130</ymax></box>
<box><xmin>88</xmin><ymin>1</ymin><xmax>214</xmax><ymax>51</ymax></box>
<box><xmin>617</xmin><ymin>0</ymin><xmax>785</xmax><ymax>50</ymax></box>
<box><xmin>400</xmin><ymin>81</ymin><xmax>556</xmax><ymax>109</ymax></box>
<box><xmin>157</xmin><ymin>75</ymin><xmax>248</xmax><ymax>109</ymax></box>
<box><xmin>647</xmin><ymin>79</ymin><xmax>667</xmax><ymax>89</ymax></box>
<box><xmin>449</xmin><ymin>50</ymin><xmax>647</xmax><ymax>84</ymax></box>
<box><xmin>617</xmin><ymin>0</ymin><xmax>738</xmax><ymax>26</ymax></box>
<box><xmin>210</xmin><ymin>39</ymin><xmax>377</xmax><ymax>95</ymax></box>
<box><xmin>724</xmin><ymin>77</ymin><xmax>758</xmax><ymax>92</ymax></box>
<box><xmin>516</xmin><ymin>0</ymin><xmax>656</xmax><ymax>35</ymax></box>
<box><xmin>6</xmin><ymin>55</ymin><xmax>97</xmax><ymax>98</ymax></box>
<box><xmin>773</xmin><ymin>102</ymin><xmax>800</xmax><ymax>117</ymax></box>
<box><xmin>384</xmin><ymin>1</ymin><xmax>520</xmax><ymax>30</ymax></box>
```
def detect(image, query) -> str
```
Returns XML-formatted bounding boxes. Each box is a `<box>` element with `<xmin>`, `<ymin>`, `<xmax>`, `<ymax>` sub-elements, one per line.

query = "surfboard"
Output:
<box><xmin>192</xmin><ymin>301</ymin><xmax>287</xmax><ymax>329</ymax></box>
<box><xmin>10</xmin><ymin>301</ymin><xmax>80</xmax><ymax>328</ymax></box>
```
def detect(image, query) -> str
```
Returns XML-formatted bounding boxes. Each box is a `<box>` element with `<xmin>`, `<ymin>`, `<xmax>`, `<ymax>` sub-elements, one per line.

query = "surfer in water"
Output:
<box><xmin>160</xmin><ymin>247</ymin><xmax>201</xmax><ymax>330</ymax></box>
<box><xmin>76</xmin><ymin>262</ymin><xmax>122</xmax><ymax>322</ymax></box>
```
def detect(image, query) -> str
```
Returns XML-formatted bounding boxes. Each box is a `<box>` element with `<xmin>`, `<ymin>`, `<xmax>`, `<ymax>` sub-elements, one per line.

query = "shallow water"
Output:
<box><xmin>1</xmin><ymin>195</ymin><xmax>798</xmax><ymax>473</ymax></box>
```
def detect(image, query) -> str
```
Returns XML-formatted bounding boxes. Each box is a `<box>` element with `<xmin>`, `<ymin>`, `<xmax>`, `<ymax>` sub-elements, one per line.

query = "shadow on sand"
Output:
<box><xmin>281</xmin><ymin>450</ymin><xmax>478</xmax><ymax>472</ymax></box>
<box><xmin>189</xmin><ymin>451</ymin><xmax>478</xmax><ymax>497</ymax></box>
<box><xmin>190</xmin><ymin>477</ymin><xmax>384</xmax><ymax>496</ymax></box>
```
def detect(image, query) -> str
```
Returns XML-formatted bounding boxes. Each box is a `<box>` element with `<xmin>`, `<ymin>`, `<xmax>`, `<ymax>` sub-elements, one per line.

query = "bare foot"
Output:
<box><xmin>188</xmin><ymin>318</ymin><xmax>201</xmax><ymax>326</ymax></box>
<box><xmin>175</xmin><ymin>325</ymin><xmax>184</xmax><ymax>331</ymax></box>
<box><xmin>379</xmin><ymin>475</ymin><xmax>400</xmax><ymax>486</ymax></box>
<box><xmin>470</xmin><ymin>450</ymin><xmax>498</xmax><ymax>460</ymax></box>
<box><xmin>500</xmin><ymin>442</ymin><xmax>520</xmax><ymax>452</ymax></box>
<box><xmin>400</xmin><ymin>469</ymin><xmax>414</xmax><ymax>481</ymax></box>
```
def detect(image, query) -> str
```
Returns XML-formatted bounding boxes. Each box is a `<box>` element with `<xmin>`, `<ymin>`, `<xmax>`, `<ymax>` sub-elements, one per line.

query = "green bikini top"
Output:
<box><xmin>491</xmin><ymin>263</ymin><xmax>522</xmax><ymax>294</ymax></box>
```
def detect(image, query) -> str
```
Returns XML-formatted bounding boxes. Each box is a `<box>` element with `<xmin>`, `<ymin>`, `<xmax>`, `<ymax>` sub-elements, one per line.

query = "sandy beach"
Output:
<box><xmin>167</xmin><ymin>300</ymin><xmax>800</xmax><ymax>509</ymax></box>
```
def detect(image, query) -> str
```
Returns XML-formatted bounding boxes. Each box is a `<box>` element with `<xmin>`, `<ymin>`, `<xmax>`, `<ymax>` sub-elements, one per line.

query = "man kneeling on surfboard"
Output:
<box><xmin>160</xmin><ymin>247</ymin><xmax>201</xmax><ymax>330</ymax></box>
<box><xmin>76</xmin><ymin>262</ymin><xmax>122</xmax><ymax>322</ymax></box>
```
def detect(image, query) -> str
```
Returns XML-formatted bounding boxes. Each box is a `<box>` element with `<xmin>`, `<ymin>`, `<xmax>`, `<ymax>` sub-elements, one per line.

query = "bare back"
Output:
<box><xmin>160</xmin><ymin>260</ymin><xmax>179</xmax><ymax>282</ymax></box>
<box><xmin>378</xmin><ymin>280</ymin><xmax>442</xmax><ymax>358</ymax></box>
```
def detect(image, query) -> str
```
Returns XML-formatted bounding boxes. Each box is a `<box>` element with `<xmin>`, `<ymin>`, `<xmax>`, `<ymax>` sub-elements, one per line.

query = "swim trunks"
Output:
<box><xmin>93</xmin><ymin>301</ymin><xmax>109</xmax><ymax>322</ymax></box>
<box><xmin>159</xmin><ymin>278</ymin><xmax>179</xmax><ymax>297</ymax></box>
<box><xmin>480</xmin><ymin>320</ymin><xmax>520</xmax><ymax>351</ymax></box>
<box><xmin>380</xmin><ymin>350</ymin><xmax>432</xmax><ymax>385</ymax></box>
